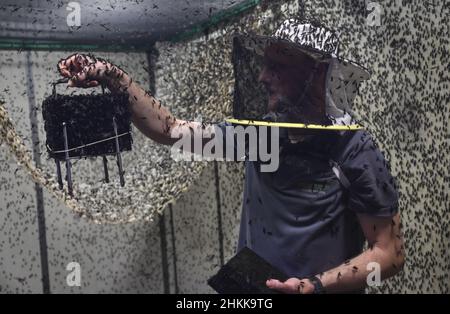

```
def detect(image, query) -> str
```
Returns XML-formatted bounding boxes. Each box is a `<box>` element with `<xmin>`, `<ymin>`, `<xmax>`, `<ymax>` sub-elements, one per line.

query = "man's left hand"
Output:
<box><xmin>266</xmin><ymin>278</ymin><xmax>315</xmax><ymax>294</ymax></box>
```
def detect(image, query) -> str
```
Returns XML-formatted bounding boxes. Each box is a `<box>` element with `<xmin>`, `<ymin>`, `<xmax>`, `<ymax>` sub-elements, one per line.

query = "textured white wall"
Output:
<box><xmin>0</xmin><ymin>50</ymin><xmax>165</xmax><ymax>293</ymax></box>
<box><xmin>1</xmin><ymin>0</ymin><xmax>449</xmax><ymax>294</ymax></box>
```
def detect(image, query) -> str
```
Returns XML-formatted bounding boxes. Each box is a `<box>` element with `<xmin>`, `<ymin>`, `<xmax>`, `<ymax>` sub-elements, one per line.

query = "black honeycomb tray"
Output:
<box><xmin>42</xmin><ymin>92</ymin><xmax>132</xmax><ymax>160</ymax></box>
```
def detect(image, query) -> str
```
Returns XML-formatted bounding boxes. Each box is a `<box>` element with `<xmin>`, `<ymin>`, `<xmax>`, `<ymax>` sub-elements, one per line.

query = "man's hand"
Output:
<box><xmin>266</xmin><ymin>278</ymin><xmax>315</xmax><ymax>294</ymax></box>
<box><xmin>57</xmin><ymin>53</ymin><xmax>131</xmax><ymax>92</ymax></box>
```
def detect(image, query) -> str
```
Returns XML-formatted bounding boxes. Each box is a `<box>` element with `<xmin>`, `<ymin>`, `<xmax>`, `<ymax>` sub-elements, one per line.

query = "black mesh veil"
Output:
<box><xmin>229</xmin><ymin>19</ymin><xmax>371</xmax><ymax>130</ymax></box>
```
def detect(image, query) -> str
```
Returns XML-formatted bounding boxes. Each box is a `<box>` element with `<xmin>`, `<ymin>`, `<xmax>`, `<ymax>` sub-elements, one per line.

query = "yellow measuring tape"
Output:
<box><xmin>225</xmin><ymin>119</ymin><xmax>363</xmax><ymax>131</ymax></box>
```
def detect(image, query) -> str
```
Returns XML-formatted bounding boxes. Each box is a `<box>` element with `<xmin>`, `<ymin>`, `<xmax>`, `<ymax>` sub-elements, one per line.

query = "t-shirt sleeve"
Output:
<box><xmin>340</xmin><ymin>131</ymin><xmax>400</xmax><ymax>217</ymax></box>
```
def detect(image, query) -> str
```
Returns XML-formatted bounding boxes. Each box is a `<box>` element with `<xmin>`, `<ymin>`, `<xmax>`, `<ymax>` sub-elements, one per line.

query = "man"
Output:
<box><xmin>58</xmin><ymin>18</ymin><xmax>405</xmax><ymax>294</ymax></box>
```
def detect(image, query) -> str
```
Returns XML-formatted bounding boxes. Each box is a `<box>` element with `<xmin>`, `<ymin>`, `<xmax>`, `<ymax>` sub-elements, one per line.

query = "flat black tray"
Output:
<box><xmin>208</xmin><ymin>247</ymin><xmax>289</xmax><ymax>294</ymax></box>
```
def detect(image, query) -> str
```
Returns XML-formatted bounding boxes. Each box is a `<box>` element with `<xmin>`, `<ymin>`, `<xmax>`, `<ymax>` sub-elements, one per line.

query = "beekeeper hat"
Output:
<box><xmin>229</xmin><ymin>18</ymin><xmax>371</xmax><ymax>130</ymax></box>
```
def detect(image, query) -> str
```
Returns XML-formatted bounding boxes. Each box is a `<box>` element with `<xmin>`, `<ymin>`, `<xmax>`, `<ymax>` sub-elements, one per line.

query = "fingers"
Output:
<box><xmin>68</xmin><ymin>74</ymin><xmax>98</xmax><ymax>88</ymax></box>
<box><xmin>58</xmin><ymin>53</ymin><xmax>127</xmax><ymax>90</ymax></box>
<box><xmin>58</xmin><ymin>53</ymin><xmax>94</xmax><ymax>79</ymax></box>
<box><xmin>57</xmin><ymin>53</ymin><xmax>75</xmax><ymax>77</ymax></box>
<box><xmin>266</xmin><ymin>279</ymin><xmax>282</xmax><ymax>289</ymax></box>
<box><xmin>84</xmin><ymin>80</ymin><xmax>100</xmax><ymax>87</ymax></box>
<box><xmin>67</xmin><ymin>63</ymin><xmax>98</xmax><ymax>88</ymax></box>
<box><xmin>68</xmin><ymin>79</ymin><xmax>99</xmax><ymax>88</ymax></box>
<box><xmin>266</xmin><ymin>278</ymin><xmax>300</xmax><ymax>294</ymax></box>
<box><xmin>58</xmin><ymin>53</ymin><xmax>82</xmax><ymax>78</ymax></box>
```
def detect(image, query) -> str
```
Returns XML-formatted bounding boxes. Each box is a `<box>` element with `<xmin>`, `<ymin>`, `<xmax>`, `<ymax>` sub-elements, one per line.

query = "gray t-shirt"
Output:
<box><xmin>216</xmin><ymin>122</ymin><xmax>399</xmax><ymax>279</ymax></box>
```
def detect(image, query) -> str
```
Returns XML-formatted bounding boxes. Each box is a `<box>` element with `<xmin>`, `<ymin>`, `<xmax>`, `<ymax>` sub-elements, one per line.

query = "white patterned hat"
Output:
<box><xmin>232</xmin><ymin>18</ymin><xmax>371</xmax><ymax>127</ymax></box>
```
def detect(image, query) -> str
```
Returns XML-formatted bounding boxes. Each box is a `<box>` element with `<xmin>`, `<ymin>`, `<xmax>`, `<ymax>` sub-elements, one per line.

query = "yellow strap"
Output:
<box><xmin>225</xmin><ymin>118</ymin><xmax>363</xmax><ymax>131</ymax></box>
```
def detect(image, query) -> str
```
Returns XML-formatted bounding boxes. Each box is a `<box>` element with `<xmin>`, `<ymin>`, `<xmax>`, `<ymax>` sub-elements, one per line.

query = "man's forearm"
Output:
<box><xmin>316</xmin><ymin>241</ymin><xmax>405</xmax><ymax>293</ymax></box>
<box><xmin>108</xmin><ymin>73</ymin><xmax>179</xmax><ymax>145</ymax></box>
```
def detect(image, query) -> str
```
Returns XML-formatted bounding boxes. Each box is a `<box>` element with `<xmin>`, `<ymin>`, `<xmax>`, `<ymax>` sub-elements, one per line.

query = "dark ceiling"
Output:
<box><xmin>0</xmin><ymin>0</ymin><xmax>257</xmax><ymax>50</ymax></box>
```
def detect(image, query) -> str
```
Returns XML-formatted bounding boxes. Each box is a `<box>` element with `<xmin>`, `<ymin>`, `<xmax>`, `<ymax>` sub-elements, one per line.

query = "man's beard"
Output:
<box><xmin>261</xmin><ymin>95</ymin><xmax>331</xmax><ymax>139</ymax></box>
<box><xmin>269</xmin><ymin>95</ymin><xmax>328</xmax><ymax>125</ymax></box>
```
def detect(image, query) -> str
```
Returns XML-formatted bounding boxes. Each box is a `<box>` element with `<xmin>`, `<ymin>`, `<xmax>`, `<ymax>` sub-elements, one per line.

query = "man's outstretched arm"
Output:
<box><xmin>57</xmin><ymin>53</ymin><xmax>211</xmax><ymax>147</ymax></box>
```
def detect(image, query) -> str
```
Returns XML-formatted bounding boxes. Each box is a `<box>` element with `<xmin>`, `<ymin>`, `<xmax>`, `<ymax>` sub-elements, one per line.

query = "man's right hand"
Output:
<box><xmin>57</xmin><ymin>53</ymin><xmax>131</xmax><ymax>92</ymax></box>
